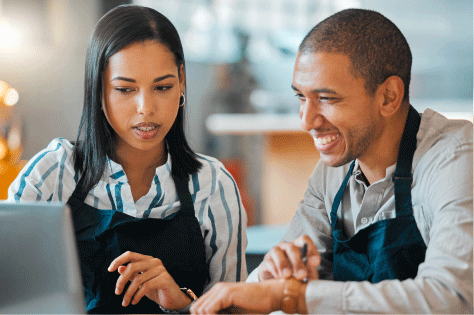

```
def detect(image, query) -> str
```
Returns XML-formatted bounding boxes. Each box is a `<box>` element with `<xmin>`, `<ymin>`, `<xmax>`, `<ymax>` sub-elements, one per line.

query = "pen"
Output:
<box><xmin>301</xmin><ymin>243</ymin><xmax>308</xmax><ymax>283</ymax></box>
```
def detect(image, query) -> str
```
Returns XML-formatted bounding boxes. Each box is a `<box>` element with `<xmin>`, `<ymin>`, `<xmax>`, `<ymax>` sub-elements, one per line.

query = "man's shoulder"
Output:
<box><xmin>415</xmin><ymin>109</ymin><xmax>472</xmax><ymax>164</ymax></box>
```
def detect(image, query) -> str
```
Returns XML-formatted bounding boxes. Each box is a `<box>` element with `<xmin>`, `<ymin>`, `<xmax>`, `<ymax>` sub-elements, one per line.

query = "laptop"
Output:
<box><xmin>0</xmin><ymin>202</ymin><xmax>86</xmax><ymax>314</ymax></box>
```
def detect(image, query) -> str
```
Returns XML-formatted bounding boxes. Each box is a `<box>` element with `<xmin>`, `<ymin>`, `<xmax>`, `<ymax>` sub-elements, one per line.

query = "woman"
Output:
<box><xmin>7</xmin><ymin>4</ymin><xmax>247</xmax><ymax>314</ymax></box>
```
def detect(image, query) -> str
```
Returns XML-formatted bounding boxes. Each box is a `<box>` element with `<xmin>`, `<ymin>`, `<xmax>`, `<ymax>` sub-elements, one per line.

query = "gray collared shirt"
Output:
<box><xmin>249</xmin><ymin>108</ymin><xmax>473</xmax><ymax>314</ymax></box>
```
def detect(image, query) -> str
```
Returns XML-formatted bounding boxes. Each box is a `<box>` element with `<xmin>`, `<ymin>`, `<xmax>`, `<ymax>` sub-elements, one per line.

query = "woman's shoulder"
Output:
<box><xmin>194</xmin><ymin>153</ymin><xmax>225</xmax><ymax>173</ymax></box>
<box><xmin>193</xmin><ymin>153</ymin><xmax>237</xmax><ymax>190</ymax></box>
<box><xmin>18</xmin><ymin>138</ymin><xmax>76</xmax><ymax>182</ymax></box>
<box><xmin>9</xmin><ymin>138</ymin><xmax>77</xmax><ymax>202</ymax></box>
<box><xmin>26</xmin><ymin>138</ymin><xmax>75</xmax><ymax>166</ymax></box>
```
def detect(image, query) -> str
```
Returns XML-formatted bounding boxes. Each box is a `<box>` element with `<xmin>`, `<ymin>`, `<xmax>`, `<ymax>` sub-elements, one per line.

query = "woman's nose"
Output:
<box><xmin>137</xmin><ymin>92</ymin><xmax>156</xmax><ymax>116</ymax></box>
<box><xmin>300</xmin><ymin>102</ymin><xmax>324</xmax><ymax>131</ymax></box>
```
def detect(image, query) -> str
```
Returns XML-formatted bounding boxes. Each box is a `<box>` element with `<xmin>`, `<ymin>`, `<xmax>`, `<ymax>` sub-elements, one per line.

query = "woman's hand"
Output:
<box><xmin>258</xmin><ymin>235</ymin><xmax>321</xmax><ymax>282</ymax></box>
<box><xmin>108</xmin><ymin>251</ymin><xmax>192</xmax><ymax>310</ymax></box>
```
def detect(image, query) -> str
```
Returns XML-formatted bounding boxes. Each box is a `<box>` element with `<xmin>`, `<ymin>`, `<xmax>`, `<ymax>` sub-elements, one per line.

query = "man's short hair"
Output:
<box><xmin>300</xmin><ymin>9</ymin><xmax>412</xmax><ymax>102</ymax></box>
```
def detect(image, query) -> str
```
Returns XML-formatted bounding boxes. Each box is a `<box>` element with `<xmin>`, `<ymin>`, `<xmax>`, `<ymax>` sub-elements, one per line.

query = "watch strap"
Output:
<box><xmin>158</xmin><ymin>287</ymin><xmax>198</xmax><ymax>314</ymax></box>
<box><xmin>281</xmin><ymin>278</ymin><xmax>302</xmax><ymax>314</ymax></box>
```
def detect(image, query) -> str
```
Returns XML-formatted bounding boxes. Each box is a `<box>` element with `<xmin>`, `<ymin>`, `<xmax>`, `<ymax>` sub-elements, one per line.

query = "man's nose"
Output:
<box><xmin>137</xmin><ymin>91</ymin><xmax>156</xmax><ymax>116</ymax></box>
<box><xmin>300</xmin><ymin>102</ymin><xmax>324</xmax><ymax>131</ymax></box>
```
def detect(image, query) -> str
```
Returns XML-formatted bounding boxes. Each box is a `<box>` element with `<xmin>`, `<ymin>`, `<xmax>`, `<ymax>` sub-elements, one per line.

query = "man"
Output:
<box><xmin>191</xmin><ymin>8</ymin><xmax>473</xmax><ymax>314</ymax></box>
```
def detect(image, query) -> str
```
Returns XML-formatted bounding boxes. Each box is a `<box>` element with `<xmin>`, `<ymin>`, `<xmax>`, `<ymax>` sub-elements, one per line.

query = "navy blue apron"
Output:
<box><xmin>330</xmin><ymin>106</ymin><xmax>427</xmax><ymax>283</ymax></box>
<box><xmin>67</xmin><ymin>173</ymin><xmax>209</xmax><ymax>313</ymax></box>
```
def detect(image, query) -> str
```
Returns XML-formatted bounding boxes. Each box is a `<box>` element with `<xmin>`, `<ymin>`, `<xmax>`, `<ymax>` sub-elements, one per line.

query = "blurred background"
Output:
<box><xmin>0</xmin><ymin>0</ymin><xmax>472</xmax><ymax>226</ymax></box>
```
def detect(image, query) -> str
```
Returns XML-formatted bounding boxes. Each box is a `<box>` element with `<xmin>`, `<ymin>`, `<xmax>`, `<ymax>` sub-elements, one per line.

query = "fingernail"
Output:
<box><xmin>297</xmin><ymin>269</ymin><xmax>307</xmax><ymax>279</ymax></box>
<box><xmin>310</xmin><ymin>256</ymin><xmax>320</xmax><ymax>265</ymax></box>
<box><xmin>122</xmin><ymin>300</ymin><xmax>127</xmax><ymax>307</ymax></box>
<box><xmin>115</xmin><ymin>288</ymin><xmax>120</xmax><ymax>295</ymax></box>
<box><xmin>283</xmin><ymin>268</ymin><xmax>292</xmax><ymax>278</ymax></box>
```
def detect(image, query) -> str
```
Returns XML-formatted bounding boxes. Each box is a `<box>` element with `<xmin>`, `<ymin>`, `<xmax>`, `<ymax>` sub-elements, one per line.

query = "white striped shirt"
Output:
<box><xmin>7</xmin><ymin>138</ymin><xmax>248</xmax><ymax>292</ymax></box>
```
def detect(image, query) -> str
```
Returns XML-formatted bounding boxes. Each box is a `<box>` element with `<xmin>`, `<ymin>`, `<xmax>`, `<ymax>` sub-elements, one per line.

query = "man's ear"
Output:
<box><xmin>377</xmin><ymin>76</ymin><xmax>405</xmax><ymax>118</ymax></box>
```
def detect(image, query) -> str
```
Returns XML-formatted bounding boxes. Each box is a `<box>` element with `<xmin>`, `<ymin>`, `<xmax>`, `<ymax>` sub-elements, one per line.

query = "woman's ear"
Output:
<box><xmin>179</xmin><ymin>64</ymin><xmax>186</xmax><ymax>94</ymax></box>
<box><xmin>378</xmin><ymin>75</ymin><xmax>405</xmax><ymax>118</ymax></box>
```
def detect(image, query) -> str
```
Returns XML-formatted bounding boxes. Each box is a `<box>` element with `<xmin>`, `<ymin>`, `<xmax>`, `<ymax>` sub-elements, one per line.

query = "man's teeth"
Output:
<box><xmin>315</xmin><ymin>135</ymin><xmax>339</xmax><ymax>146</ymax></box>
<box><xmin>135</xmin><ymin>126</ymin><xmax>157</xmax><ymax>132</ymax></box>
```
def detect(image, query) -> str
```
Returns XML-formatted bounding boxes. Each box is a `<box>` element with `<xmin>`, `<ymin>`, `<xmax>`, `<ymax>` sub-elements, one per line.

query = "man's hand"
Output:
<box><xmin>108</xmin><ymin>251</ymin><xmax>192</xmax><ymax>310</ymax></box>
<box><xmin>190</xmin><ymin>279</ymin><xmax>307</xmax><ymax>314</ymax></box>
<box><xmin>258</xmin><ymin>235</ymin><xmax>320</xmax><ymax>281</ymax></box>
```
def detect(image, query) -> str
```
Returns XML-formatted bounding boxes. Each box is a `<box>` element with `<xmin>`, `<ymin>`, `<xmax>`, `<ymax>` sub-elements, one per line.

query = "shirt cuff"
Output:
<box><xmin>246</xmin><ymin>266</ymin><xmax>260</xmax><ymax>283</ymax></box>
<box><xmin>305</xmin><ymin>279</ymin><xmax>345</xmax><ymax>314</ymax></box>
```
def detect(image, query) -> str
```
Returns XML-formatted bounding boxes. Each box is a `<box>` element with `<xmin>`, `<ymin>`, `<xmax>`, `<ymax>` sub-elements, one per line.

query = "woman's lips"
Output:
<box><xmin>133</xmin><ymin>124</ymin><xmax>159</xmax><ymax>140</ymax></box>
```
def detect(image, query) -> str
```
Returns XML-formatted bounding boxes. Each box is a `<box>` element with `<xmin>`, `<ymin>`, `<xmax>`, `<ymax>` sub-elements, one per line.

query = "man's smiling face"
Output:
<box><xmin>292</xmin><ymin>52</ymin><xmax>382</xmax><ymax>167</ymax></box>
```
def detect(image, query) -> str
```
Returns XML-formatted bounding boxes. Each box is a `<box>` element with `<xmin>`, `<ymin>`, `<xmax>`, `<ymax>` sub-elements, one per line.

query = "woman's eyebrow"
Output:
<box><xmin>110</xmin><ymin>74</ymin><xmax>176</xmax><ymax>83</ymax></box>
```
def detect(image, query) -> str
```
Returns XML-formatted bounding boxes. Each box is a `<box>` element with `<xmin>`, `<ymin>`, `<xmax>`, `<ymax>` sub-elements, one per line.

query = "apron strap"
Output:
<box><xmin>71</xmin><ymin>174</ymin><xmax>88</xmax><ymax>202</ymax></box>
<box><xmin>330</xmin><ymin>106</ymin><xmax>421</xmax><ymax>227</ymax></box>
<box><xmin>172</xmin><ymin>174</ymin><xmax>195</xmax><ymax>216</ymax></box>
<box><xmin>330</xmin><ymin>160</ymin><xmax>356</xmax><ymax>230</ymax></box>
<box><xmin>392</xmin><ymin>106</ymin><xmax>421</xmax><ymax>217</ymax></box>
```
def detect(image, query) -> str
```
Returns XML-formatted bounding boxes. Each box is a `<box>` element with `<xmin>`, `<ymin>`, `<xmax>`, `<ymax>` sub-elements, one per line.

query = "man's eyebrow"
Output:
<box><xmin>111</xmin><ymin>74</ymin><xmax>176</xmax><ymax>83</ymax></box>
<box><xmin>291</xmin><ymin>85</ymin><xmax>337</xmax><ymax>94</ymax></box>
<box><xmin>312</xmin><ymin>88</ymin><xmax>338</xmax><ymax>94</ymax></box>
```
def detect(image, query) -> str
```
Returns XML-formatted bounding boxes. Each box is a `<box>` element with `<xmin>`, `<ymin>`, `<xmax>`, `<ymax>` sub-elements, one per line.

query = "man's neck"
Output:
<box><xmin>357</xmin><ymin>106</ymin><xmax>409</xmax><ymax>185</ymax></box>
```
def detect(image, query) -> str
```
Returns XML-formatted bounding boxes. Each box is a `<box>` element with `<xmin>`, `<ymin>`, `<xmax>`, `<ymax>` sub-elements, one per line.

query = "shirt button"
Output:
<box><xmin>361</xmin><ymin>217</ymin><xmax>368</xmax><ymax>224</ymax></box>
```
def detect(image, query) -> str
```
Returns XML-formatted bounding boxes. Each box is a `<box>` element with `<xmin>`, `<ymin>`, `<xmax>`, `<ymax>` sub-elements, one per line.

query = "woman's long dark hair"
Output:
<box><xmin>73</xmin><ymin>4</ymin><xmax>202</xmax><ymax>194</ymax></box>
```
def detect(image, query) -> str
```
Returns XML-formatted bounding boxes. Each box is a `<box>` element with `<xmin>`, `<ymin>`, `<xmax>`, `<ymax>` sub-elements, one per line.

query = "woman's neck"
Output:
<box><xmin>113</xmin><ymin>140</ymin><xmax>168</xmax><ymax>176</ymax></box>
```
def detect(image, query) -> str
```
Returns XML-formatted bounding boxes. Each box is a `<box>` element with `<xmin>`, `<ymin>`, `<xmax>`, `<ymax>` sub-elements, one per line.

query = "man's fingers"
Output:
<box><xmin>259</xmin><ymin>236</ymin><xmax>321</xmax><ymax>281</ymax></box>
<box><xmin>307</xmin><ymin>256</ymin><xmax>320</xmax><ymax>280</ymax></box>
<box><xmin>277</xmin><ymin>241</ymin><xmax>308</xmax><ymax>280</ymax></box>
<box><xmin>191</xmin><ymin>283</ymin><xmax>232</xmax><ymax>314</ymax></box>
<box><xmin>268</xmin><ymin>244</ymin><xmax>294</xmax><ymax>278</ymax></box>
<box><xmin>259</xmin><ymin>254</ymin><xmax>283</xmax><ymax>280</ymax></box>
<box><xmin>293</xmin><ymin>235</ymin><xmax>320</xmax><ymax>280</ymax></box>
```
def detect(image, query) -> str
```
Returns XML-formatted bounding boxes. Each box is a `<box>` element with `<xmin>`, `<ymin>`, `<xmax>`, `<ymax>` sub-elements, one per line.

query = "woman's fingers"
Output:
<box><xmin>122</xmin><ymin>260</ymin><xmax>166</xmax><ymax>306</ymax></box>
<box><xmin>116</xmin><ymin>258</ymin><xmax>164</xmax><ymax>303</ymax></box>
<box><xmin>108</xmin><ymin>251</ymin><xmax>151</xmax><ymax>272</ymax></box>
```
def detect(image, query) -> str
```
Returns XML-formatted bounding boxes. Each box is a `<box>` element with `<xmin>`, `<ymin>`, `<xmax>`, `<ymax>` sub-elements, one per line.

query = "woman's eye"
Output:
<box><xmin>154</xmin><ymin>86</ymin><xmax>172</xmax><ymax>91</ymax></box>
<box><xmin>115</xmin><ymin>87</ymin><xmax>133</xmax><ymax>94</ymax></box>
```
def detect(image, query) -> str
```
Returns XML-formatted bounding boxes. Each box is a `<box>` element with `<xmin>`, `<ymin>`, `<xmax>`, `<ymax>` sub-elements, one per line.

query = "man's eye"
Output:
<box><xmin>320</xmin><ymin>97</ymin><xmax>334</xmax><ymax>102</ymax></box>
<box><xmin>294</xmin><ymin>93</ymin><xmax>305</xmax><ymax>101</ymax></box>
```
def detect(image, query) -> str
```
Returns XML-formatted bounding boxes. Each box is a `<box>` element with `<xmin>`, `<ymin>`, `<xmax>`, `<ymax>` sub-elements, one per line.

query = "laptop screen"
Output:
<box><xmin>0</xmin><ymin>202</ymin><xmax>85</xmax><ymax>314</ymax></box>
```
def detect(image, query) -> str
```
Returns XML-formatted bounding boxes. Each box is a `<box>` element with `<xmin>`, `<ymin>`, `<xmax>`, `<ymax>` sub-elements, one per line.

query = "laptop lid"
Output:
<box><xmin>0</xmin><ymin>202</ymin><xmax>85</xmax><ymax>314</ymax></box>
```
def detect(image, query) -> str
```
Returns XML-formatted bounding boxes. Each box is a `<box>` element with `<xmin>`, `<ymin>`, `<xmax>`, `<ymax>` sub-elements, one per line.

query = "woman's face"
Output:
<box><xmin>102</xmin><ymin>40</ymin><xmax>184</xmax><ymax>158</ymax></box>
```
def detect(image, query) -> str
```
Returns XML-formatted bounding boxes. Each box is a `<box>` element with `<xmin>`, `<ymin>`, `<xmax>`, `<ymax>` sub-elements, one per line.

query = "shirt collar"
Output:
<box><xmin>353</xmin><ymin>159</ymin><xmax>398</xmax><ymax>184</ymax></box>
<box><xmin>104</xmin><ymin>153</ymin><xmax>172</xmax><ymax>182</ymax></box>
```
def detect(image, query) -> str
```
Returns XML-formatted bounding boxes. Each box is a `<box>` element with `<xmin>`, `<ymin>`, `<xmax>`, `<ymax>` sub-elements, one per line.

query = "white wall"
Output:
<box><xmin>0</xmin><ymin>0</ymin><xmax>100</xmax><ymax>159</ymax></box>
